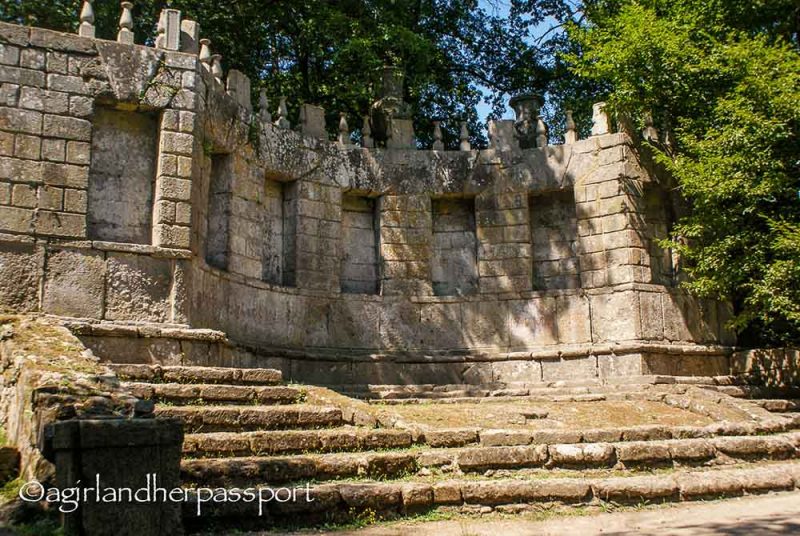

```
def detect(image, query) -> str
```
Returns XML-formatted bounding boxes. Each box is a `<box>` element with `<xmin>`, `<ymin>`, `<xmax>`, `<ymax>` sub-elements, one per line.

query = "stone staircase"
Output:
<box><xmin>109</xmin><ymin>363</ymin><xmax>800</xmax><ymax>532</ymax></box>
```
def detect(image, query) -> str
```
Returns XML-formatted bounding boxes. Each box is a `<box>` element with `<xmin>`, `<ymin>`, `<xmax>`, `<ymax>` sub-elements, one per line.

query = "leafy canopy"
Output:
<box><xmin>0</xmin><ymin>0</ymin><xmax>570</xmax><ymax>147</ymax></box>
<box><xmin>569</xmin><ymin>0</ymin><xmax>800</xmax><ymax>345</ymax></box>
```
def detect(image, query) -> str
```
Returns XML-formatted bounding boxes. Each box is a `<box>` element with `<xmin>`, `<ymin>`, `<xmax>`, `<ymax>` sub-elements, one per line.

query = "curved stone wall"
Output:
<box><xmin>0</xmin><ymin>20</ymin><xmax>734</xmax><ymax>383</ymax></box>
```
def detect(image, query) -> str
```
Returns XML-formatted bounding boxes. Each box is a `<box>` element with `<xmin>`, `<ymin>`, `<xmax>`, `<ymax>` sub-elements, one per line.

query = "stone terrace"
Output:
<box><xmin>106</xmin><ymin>361</ymin><xmax>800</xmax><ymax>531</ymax></box>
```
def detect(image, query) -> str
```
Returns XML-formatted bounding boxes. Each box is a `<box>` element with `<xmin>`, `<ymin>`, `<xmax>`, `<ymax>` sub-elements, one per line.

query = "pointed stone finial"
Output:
<box><xmin>226</xmin><ymin>70</ymin><xmax>252</xmax><ymax>112</ymax></box>
<box><xmin>211</xmin><ymin>54</ymin><xmax>223</xmax><ymax>84</ymax></box>
<box><xmin>258</xmin><ymin>90</ymin><xmax>271</xmax><ymax>123</ymax></box>
<box><xmin>338</xmin><ymin>113</ymin><xmax>351</xmax><ymax>146</ymax></box>
<box><xmin>117</xmin><ymin>2</ymin><xmax>134</xmax><ymax>44</ymax></box>
<box><xmin>564</xmin><ymin>110</ymin><xmax>578</xmax><ymax>144</ymax></box>
<box><xmin>274</xmin><ymin>97</ymin><xmax>290</xmax><ymax>129</ymax></box>
<box><xmin>642</xmin><ymin>111</ymin><xmax>659</xmax><ymax>142</ymax></box>
<box><xmin>591</xmin><ymin>102</ymin><xmax>610</xmax><ymax>136</ymax></box>
<box><xmin>535</xmin><ymin>116</ymin><xmax>548</xmax><ymax>147</ymax></box>
<box><xmin>361</xmin><ymin>116</ymin><xmax>374</xmax><ymax>148</ymax></box>
<box><xmin>78</xmin><ymin>1</ymin><xmax>95</xmax><ymax>38</ymax></box>
<box><xmin>199</xmin><ymin>39</ymin><xmax>212</xmax><ymax>71</ymax></box>
<box><xmin>432</xmin><ymin>121</ymin><xmax>444</xmax><ymax>151</ymax></box>
<box><xmin>459</xmin><ymin>121</ymin><xmax>471</xmax><ymax>151</ymax></box>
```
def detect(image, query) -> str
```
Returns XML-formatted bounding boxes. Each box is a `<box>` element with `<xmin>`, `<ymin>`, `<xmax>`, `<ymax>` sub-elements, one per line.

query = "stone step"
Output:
<box><xmin>412</xmin><ymin>418</ymin><xmax>799</xmax><ymax>449</ymax></box>
<box><xmin>183</xmin><ymin>428</ymin><xmax>413</xmax><ymax>458</ymax></box>
<box><xmin>181</xmin><ymin>461</ymin><xmax>800</xmax><ymax>530</ymax></box>
<box><xmin>752</xmin><ymin>399</ymin><xmax>800</xmax><ymax>413</ymax></box>
<box><xmin>356</xmin><ymin>384</ymin><xmax>614</xmax><ymax>401</ymax></box>
<box><xmin>124</xmin><ymin>382</ymin><xmax>304</xmax><ymax>405</ymax></box>
<box><xmin>156</xmin><ymin>405</ymin><xmax>343</xmax><ymax>433</ymax></box>
<box><xmin>109</xmin><ymin>364</ymin><xmax>283</xmax><ymax>385</ymax></box>
<box><xmin>181</xmin><ymin>432</ymin><xmax>800</xmax><ymax>487</ymax></box>
<box><xmin>181</xmin><ymin>451</ymin><xmax>418</xmax><ymax>487</ymax></box>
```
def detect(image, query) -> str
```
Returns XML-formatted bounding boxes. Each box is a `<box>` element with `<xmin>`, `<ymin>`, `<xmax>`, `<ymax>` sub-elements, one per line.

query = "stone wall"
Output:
<box><xmin>730</xmin><ymin>348</ymin><xmax>800</xmax><ymax>391</ymax></box>
<box><xmin>0</xmin><ymin>20</ymin><xmax>737</xmax><ymax>383</ymax></box>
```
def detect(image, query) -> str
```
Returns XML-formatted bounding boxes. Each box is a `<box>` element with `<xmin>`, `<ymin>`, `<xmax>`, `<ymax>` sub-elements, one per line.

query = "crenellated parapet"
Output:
<box><xmin>0</xmin><ymin>7</ymin><xmax>734</xmax><ymax>384</ymax></box>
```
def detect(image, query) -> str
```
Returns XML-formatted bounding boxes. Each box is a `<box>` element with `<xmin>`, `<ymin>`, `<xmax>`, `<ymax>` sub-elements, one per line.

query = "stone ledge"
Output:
<box><xmin>63</xmin><ymin>318</ymin><xmax>226</xmax><ymax>341</ymax></box>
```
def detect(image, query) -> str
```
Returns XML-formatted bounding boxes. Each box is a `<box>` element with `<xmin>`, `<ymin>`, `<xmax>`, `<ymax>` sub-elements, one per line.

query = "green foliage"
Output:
<box><xmin>0</xmin><ymin>0</ymin><xmax>571</xmax><ymax>148</ymax></box>
<box><xmin>569</xmin><ymin>0</ymin><xmax>800</xmax><ymax>345</ymax></box>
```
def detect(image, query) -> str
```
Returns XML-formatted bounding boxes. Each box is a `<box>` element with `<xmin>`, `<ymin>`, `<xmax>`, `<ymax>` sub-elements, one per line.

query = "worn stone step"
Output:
<box><xmin>182</xmin><ymin>451</ymin><xmax>418</xmax><ymax>487</ymax></box>
<box><xmin>109</xmin><ymin>364</ymin><xmax>283</xmax><ymax>385</ymax></box>
<box><xmin>183</xmin><ymin>428</ymin><xmax>413</xmax><ymax>457</ymax></box>
<box><xmin>155</xmin><ymin>405</ymin><xmax>343</xmax><ymax>433</ymax></box>
<box><xmin>181</xmin><ymin>432</ymin><xmax>800</xmax><ymax>487</ymax></box>
<box><xmin>413</xmin><ymin>418</ymin><xmax>797</xmax><ymax>449</ymax></box>
<box><xmin>358</xmin><ymin>384</ymin><xmax>613</xmax><ymax>402</ymax></box>
<box><xmin>752</xmin><ymin>399</ymin><xmax>800</xmax><ymax>413</ymax></box>
<box><xmin>181</xmin><ymin>461</ymin><xmax>800</xmax><ymax>530</ymax></box>
<box><xmin>124</xmin><ymin>382</ymin><xmax>303</xmax><ymax>405</ymax></box>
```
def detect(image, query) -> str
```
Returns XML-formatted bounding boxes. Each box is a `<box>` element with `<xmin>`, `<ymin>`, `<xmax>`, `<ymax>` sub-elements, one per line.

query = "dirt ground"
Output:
<box><xmin>382</xmin><ymin>399</ymin><xmax>723</xmax><ymax>429</ymax></box>
<box><xmin>329</xmin><ymin>491</ymin><xmax>800</xmax><ymax>536</ymax></box>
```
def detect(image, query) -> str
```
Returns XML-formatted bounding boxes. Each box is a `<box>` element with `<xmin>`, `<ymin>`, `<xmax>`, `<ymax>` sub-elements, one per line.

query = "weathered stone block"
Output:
<box><xmin>541</xmin><ymin>356</ymin><xmax>598</xmax><ymax>381</ymax></box>
<box><xmin>591</xmin><ymin>290</ymin><xmax>641</xmax><ymax>342</ymax></box>
<box><xmin>105</xmin><ymin>253</ymin><xmax>173</xmax><ymax>322</ymax></box>
<box><xmin>555</xmin><ymin>294</ymin><xmax>591</xmax><ymax>344</ymax></box>
<box><xmin>492</xmin><ymin>359</ymin><xmax>542</xmax><ymax>383</ymax></box>
<box><xmin>507</xmin><ymin>298</ymin><xmax>558</xmax><ymax>348</ymax></box>
<box><xmin>0</xmin><ymin>205</ymin><xmax>34</xmax><ymax>233</ymax></box>
<box><xmin>42</xmin><ymin>248</ymin><xmax>105</xmax><ymax>318</ymax></box>
<box><xmin>34</xmin><ymin>210</ymin><xmax>86</xmax><ymax>237</ymax></box>
<box><xmin>0</xmin><ymin>241</ymin><xmax>42</xmax><ymax>312</ymax></box>
<box><xmin>597</xmin><ymin>353</ymin><xmax>643</xmax><ymax>379</ymax></box>
<box><xmin>0</xmin><ymin>107</ymin><xmax>42</xmax><ymax>135</ymax></box>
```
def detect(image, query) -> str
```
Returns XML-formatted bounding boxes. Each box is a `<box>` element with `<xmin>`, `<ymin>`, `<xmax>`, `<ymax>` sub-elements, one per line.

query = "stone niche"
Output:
<box><xmin>262</xmin><ymin>179</ymin><xmax>298</xmax><ymax>286</ymax></box>
<box><xmin>432</xmin><ymin>197</ymin><xmax>478</xmax><ymax>296</ymax></box>
<box><xmin>529</xmin><ymin>190</ymin><xmax>581</xmax><ymax>290</ymax></box>
<box><xmin>340</xmin><ymin>194</ymin><xmax>380</xmax><ymax>294</ymax></box>
<box><xmin>88</xmin><ymin>107</ymin><xmax>158</xmax><ymax>244</ymax></box>
<box><xmin>644</xmin><ymin>185</ymin><xmax>676</xmax><ymax>286</ymax></box>
<box><xmin>205</xmin><ymin>153</ymin><xmax>232</xmax><ymax>270</ymax></box>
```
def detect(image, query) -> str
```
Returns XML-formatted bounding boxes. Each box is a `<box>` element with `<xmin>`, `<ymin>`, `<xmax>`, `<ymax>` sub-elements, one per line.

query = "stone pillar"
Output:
<box><xmin>152</xmin><ymin>55</ymin><xmax>198</xmax><ymax>250</ymax></box>
<box><xmin>574</xmin><ymin>134</ymin><xmax>652</xmax><ymax>288</ymax></box>
<box><xmin>155</xmin><ymin>9</ymin><xmax>181</xmax><ymax>51</ymax></box>
<box><xmin>476</xmin><ymin>192</ymin><xmax>533</xmax><ymax>293</ymax></box>
<box><xmin>379</xmin><ymin>194</ymin><xmax>433</xmax><ymax>296</ymax></box>
<box><xmin>225</xmin><ymin>70</ymin><xmax>252</xmax><ymax>113</ymax></box>
<box><xmin>487</xmin><ymin>120</ymin><xmax>518</xmax><ymax>151</ymax></box>
<box><xmin>299</xmin><ymin>104</ymin><xmax>326</xmax><ymax>140</ymax></box>
<box><xmin>47</xmin><ymin>419</ymin><xmax>183</xmax><ymax>536</ymax></box>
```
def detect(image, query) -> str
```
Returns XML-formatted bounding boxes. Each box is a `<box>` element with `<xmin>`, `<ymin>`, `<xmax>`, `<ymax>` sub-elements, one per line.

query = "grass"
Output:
<box><xmin>0</xmin><ymin>478</ymin><xmax>23</xmax><ymax>503</ymax></box>
<box><xmin>9</xmin><ymin>518</ymin><xmax>64</xmax><ymax>536</ymax></box>
<box><xmin>0</xmin><ymin>316</ymin><xmax>106</xmax><ymax>380</ymax></box>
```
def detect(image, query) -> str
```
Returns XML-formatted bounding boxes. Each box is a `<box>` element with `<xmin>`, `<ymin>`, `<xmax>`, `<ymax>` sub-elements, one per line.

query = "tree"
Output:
<box><xmin>568</xmin><ymin>0</ymin><xmax>800</xmax><ymax>345</ymax></box>
<box><xmin>1</xmin><ymin>0</ymin><xmax>568</xmax><ymax>148</ymax></box>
